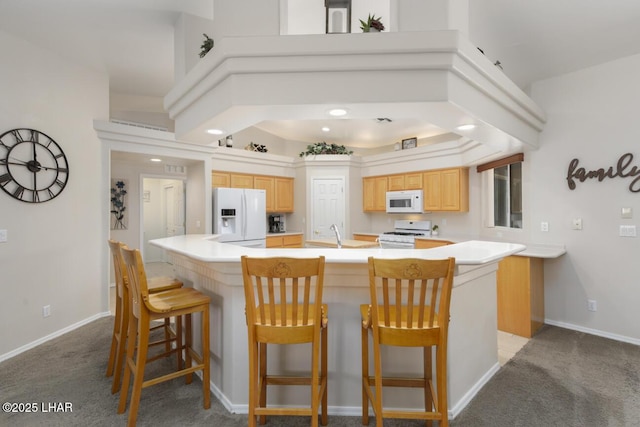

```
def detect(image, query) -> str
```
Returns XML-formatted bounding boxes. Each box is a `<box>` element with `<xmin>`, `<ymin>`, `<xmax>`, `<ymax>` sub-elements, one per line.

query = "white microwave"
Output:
<box><xmin>386</xmin><ymin>190</ymin><xmax>424</xmax><ymax>214</ymax></box>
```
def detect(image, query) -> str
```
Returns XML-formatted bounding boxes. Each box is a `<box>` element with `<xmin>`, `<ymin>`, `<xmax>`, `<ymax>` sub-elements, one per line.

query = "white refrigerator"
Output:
<box><xmin>213</xmin><ymin>188</ymin><xmax>267</xmax><ymax>248</ymax></box>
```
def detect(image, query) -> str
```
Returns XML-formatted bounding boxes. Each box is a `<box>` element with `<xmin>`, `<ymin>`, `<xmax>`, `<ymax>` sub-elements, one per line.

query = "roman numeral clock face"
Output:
<box><xmin>0</xmin><ymin>128</ymin><xmax>69</xmax><ymax>203</ymax></box>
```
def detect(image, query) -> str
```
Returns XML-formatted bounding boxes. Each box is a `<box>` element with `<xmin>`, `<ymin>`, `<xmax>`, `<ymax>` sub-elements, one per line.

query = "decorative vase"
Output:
<box><xmin>226</xmin><ymin>135</ymin><xmax>233</xmax><ymax>147</ymax></box>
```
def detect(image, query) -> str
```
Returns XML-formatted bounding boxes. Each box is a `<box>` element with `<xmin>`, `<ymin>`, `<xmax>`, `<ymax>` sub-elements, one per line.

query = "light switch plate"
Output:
<box><xmin>621</xmin><ymin>207</ymin><xmax>633</xmax><ymax>219</ymax></box>
<box><xmin>0</xmin><ymin>229</ymin><xmax>7</xmax><ymax>243</ymax></box>
<box><xmin>572</xmin><ymin>218</ymin><xmax>583</xmax><ymax>230</ymax></box>
<box><xmin>620</xmin><ymin>225</ymin><xmax>637</xmax><ymax>237</ymax></box>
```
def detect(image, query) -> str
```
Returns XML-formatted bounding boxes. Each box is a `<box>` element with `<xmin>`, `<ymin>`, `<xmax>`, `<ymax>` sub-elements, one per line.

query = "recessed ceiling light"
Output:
<box><xmin>328</xmin><ymin>108</ymin><xmax>347</xmax><ymax>117</ymax></box>
<box><xmin>322</xmin><ymin>127</ymin><xmax>330</xmax><ymax>132</ymax></box>
<box><xmin>150</xmin><ymin>158</ymin><xmax>162</xmax><ymax>162</ymax></box>
<box><xmin>456</xmin><ymin>124</ymin><xmax>476</xmax><ymax>131</ymax></box>
<box><xmin>207</xmin><ymin>129</ymin><xmax>224</xmax><ymax>135</ymax></box>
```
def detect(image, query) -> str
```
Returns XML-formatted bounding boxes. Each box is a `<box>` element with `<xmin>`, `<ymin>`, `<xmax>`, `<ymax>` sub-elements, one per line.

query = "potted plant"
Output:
<box><xmin>199</xmin><ymin>33</ymin><xmax>214</xmax><ymax>58</ymax></box>
<box><xmin>360</xmin><ymin>14</ymin><xmax>385</xmax><ymax>32</ymax></box>
<box><xmin>431</xmin><ymin>224</ymin><xmax>439</xmax><ymax>236</ymax></box>
<box><xmin>299</xmin><ymin>142</ymin><xmax>353</xmax><ymax>157</ymax></box>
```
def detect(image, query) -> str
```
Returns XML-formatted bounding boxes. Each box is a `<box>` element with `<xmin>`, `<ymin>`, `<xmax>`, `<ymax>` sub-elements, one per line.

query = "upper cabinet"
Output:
<box><xmin>425</xmin><ymin>168</ymin><xmax>469</xmax><ymax>212</ymax></box>
<box><xmin>363</xmin><ymin>167</ymin><xmax>469</xmax><ymax>212</ymax></box>
<box><xmin>212</xmin><ymin>172</ymin><xmax>294</xmax><ymax>213</ymax></box>
<box><xmin>363</xmin><ymin>176</ymin><xmax>388</xmax><ymax>212</ymax></box>
<box><xmin>274</xmin><ymin>177</ymin><xmax>294</xmax><ymax>212</ymax></box>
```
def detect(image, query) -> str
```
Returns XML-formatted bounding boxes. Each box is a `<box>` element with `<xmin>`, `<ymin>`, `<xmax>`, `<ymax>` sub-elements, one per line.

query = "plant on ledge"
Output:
<box><xmin>299</xmin><ymin>142</ymin><xmax>353</xmax><ymax>157</ymax></box>
<box><xmin>199</xmin><ymin>33</ymin><xmax>214</xmax><ymax>58</ymax></box>
<box><xmin>360</xmin><ymin>14</ymin><xmax>385</xmax><ymax>32</ymax></box>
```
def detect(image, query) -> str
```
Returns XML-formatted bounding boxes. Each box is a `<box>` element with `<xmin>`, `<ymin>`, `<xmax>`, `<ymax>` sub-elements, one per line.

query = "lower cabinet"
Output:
<box><xmin>414</xmin><ymin>239</ymin><xmax>453</xmax><ymax>249</ymax></box>
<box><xmin>497</xmin><ymin>255</ymin><xmax>544</xmax><ymax>338</ymax></box>
<box><xmin>352</xmin><ymin>233</ymin><xmax>379</xmax><ymax>242</ymax></box>
<box><xmin>266</xmin><ymin>234</ymin><xmax>303</xmax><ymax>248</ymax></box>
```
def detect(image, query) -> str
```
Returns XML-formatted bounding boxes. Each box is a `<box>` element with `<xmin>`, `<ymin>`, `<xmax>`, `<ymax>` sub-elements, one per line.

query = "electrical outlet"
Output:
<box><xmin>43</xmin><ymin>305</ymin><xmax>51</xmax><ymax>318</ymax></box>
<box><xmin>572</xmin><ymin>218</ymin><xmax>583</xmax><ymax>230</ymax></box>
<box><xmin>541</xmin><ymin>222</ymin><xmax>549</xmax><ymax>232</ymax></box>
<box><xmin>587</xmin><ymin>300</ymin><xmax>597</xmax><ymax>312</ymax></box>
<box><xmin>0</xmin><ymin>229</ymin><xmax>6</xmax><ymax>243</ymax></box>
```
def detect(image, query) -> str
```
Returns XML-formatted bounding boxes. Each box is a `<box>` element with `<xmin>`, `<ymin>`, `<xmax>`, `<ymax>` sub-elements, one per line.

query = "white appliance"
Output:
<box><xmin>386</xmin><ymin>190</ymin><xmax>424</xmax><ymax>214</ymax></box>
<box><xmin>213</xmin><ymin>188</ymin><xmax>266</xmax><ymax>248</ymax></box>
<box><xmin>378</xmin><ymin>220</ymin><xmax>431</xmax><ymax>249</ymax></box>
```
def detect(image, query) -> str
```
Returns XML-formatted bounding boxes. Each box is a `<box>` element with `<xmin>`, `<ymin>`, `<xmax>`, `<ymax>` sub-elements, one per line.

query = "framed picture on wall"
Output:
<box><xmin>402</xmin><ymin>137</ymin><xmax>417</xmax><ymax>150</ymax></box>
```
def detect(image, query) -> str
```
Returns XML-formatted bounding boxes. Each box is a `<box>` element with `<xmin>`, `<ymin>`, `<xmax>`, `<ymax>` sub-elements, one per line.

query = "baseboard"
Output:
<box><xmin>544</xmin><ymin>319</ymin><xmax>640</xmax><ymax>346</ymax></box>
<box><xmin>0</xmin><ymin>311</ymin><xmax>112</xmax><ymax>363</ymax></box>
<box><xmin>448</xmin><ymin>362</ymin><xmax>501</xmax><ymax>419</ymax></box>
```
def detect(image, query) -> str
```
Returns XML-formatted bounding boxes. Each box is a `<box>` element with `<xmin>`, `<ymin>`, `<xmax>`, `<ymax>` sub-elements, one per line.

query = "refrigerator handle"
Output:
<box><xmin>242</xmin><ymin>192</ymin><xmax>247</xmax><ymax>238</ymax></box>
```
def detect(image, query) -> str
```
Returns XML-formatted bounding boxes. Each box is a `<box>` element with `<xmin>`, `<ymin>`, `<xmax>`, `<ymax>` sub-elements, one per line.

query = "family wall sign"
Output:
<box><xmin>567</xmin><ymin>153</ymin><xmax>640</xmax><ymax>192</ymax></box>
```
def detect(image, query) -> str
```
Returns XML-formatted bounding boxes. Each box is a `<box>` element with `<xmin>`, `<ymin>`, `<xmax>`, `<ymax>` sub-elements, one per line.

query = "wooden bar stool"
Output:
<box><xmin>118</xmin><ymin>246</ymin><xmax>211</xmax><ymax>427</ymax></box>
<box><xmin>361</xmin><ymin>256</ymin><xmax>455</xmax><ymax>427</ymax></box>
<box><xmin>106</xmin><ymin>240</ymin><xmax>183</xmax><ymax>394</ymax></box>
<box><xmin>241</xmin><ymin>255</ymin><xmax>328</xmax><ymax>427</ymax></box>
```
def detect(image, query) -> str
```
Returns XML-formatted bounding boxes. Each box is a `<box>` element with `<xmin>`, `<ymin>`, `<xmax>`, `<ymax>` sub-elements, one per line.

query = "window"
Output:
<box><xmin>477</xmin><ymin>154</ymin><xmax>524</xmax><ymax>229</ymax></box>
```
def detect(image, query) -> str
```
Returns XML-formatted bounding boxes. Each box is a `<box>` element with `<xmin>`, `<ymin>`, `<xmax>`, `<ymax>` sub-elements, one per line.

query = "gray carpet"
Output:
<box><xmin>1</xmin><ymin>317</ymin><xmax>639</xmax><ymax>426</ymax></box>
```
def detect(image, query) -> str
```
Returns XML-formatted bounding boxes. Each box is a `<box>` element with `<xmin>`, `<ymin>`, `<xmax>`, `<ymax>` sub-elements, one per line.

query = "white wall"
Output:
<box><xmin>526</xmin><ymin>53</ymin><xmax>640</xmax><ymax>342</ymax></box>
<box><xmin>0</xmin><ymin>30</ymin><xmax>109</xmax><ymax>358</ymax></box>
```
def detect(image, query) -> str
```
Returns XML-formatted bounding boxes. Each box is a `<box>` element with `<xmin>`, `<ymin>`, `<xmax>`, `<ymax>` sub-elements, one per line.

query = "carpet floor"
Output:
<box><xmin>1</xmin><ymin>317</ymin><xmax>638</xmax><ymax>426</ymax></box>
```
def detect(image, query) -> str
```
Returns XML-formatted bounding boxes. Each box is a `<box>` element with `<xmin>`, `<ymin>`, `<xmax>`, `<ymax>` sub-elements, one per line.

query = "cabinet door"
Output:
<box><xmin>353</xmin><ymin>233</ymin><xmax>379</xmax><ymax>242</ymax></box>
<box><xmin>405</xmin><ymin>173</ymin><xmax>423</xmax><ymax>189</ymax></box>
<box><xmin>441</xmin><ymin>169</ymin><xmax>461</xmax><ymax>211</ymax></box>
<box><xmin>283</xmin><ymin>234</ymin><xmax>303</xmax><ymax>247</ymax></box>
<box><xmin>414</xmin><ymin>239</ymin><xmax>452</xmax><ymax>249</ymax></box>
<box><xmin>254</xmin><ymin>176</ymin><xmax>275</xmax><ymax>212</ymax></box>
<box><xmin>423</xmin><ymin>171</ymin><xmax>441</xmax><ymax>211</ymax></box>
<box><xmin>230</xmin><ymin>174</ymin><xmax>254</xmax><ymax>188</ymax></box>
<box><xmin>373</xmin><ymin>176</ymin><xmax>388</xmax><ymax>211</ymax></box>
<box><xmin>274</xmin><ymin>177</ymin><xmax>294</xmax><ymax>212</ymax></box>
<box><xmin>363</xmin><ymin>177</ymin><xmax>375</xmax><ymax>211</ymax></box>
<box><xmin>212</xmin><ymin>172</ymin><xmax>230</xmax><ymax>188</ymax></box>
<box><xmin>266</xmin><ymin>236</ymin><xmax>283</xmax><ymax>248</ymax></box>
<box><xmin>441</xmin><ymin>168</ymin><xmax>469</xmax><ymax>211</ymax></box>
<box><xmin>388</xmin><ymin>175</ymin><xmax>405</xmax><ymax>191</ymax></box>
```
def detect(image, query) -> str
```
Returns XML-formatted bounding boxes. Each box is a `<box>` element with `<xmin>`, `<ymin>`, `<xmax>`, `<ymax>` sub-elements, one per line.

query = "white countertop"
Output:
<box><xmin>354</xmin><ymin>232</ymin><xmax>566</xmax><ymax>259</ymax></box>
<box><xmin>150</xmin><ymin>234</ymin><xmax>526</xmax><ymax>265</ymax></box>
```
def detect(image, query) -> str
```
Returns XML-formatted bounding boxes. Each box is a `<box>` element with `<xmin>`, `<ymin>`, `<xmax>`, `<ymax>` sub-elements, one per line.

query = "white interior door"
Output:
<box><xmin>311</xmin><ymin>177</ymin><xmax>345</xmax><ymax>240</ymax></box>
<box><xmin>143</xmin><ymin>178</ymin><xmax>185</xmax><ymax>263</ymax></box>
<box><xmin>164</xmin><ymin>182</ymin><xmax>185</xmax><ymax>237</ymax></box>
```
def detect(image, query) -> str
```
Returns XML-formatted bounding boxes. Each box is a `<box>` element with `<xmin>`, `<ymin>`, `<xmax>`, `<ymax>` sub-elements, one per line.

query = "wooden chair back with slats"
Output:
<box><xmin>241</xmin><ymin>255</ymin><xmax>328</xmax><ymax>427</ymax></box>
<box><xmin>361</xmin><ymin>256</ymin><xmax>456</xmax><ymax>427</ymax></box>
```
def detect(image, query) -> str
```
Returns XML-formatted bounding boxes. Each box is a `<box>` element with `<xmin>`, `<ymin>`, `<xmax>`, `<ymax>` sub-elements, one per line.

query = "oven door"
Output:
<box><xmin>378</xmin><ymin>240</ymin><xmax>415</xmax><ymax>249</ymax></box>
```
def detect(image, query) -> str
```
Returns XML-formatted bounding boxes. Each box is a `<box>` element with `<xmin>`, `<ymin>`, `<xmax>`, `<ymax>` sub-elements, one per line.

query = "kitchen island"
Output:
<box><xmin>150</xmin><ymin>234</ymin><xmax>525</xmax><ymax>420</ymax></box>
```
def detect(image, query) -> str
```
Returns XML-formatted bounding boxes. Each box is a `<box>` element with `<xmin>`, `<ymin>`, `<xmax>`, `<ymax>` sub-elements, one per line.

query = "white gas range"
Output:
<box><xmin>378</xmin><ymin>220</ymin><xmax>432</xmax><ymax>249</ymax></box>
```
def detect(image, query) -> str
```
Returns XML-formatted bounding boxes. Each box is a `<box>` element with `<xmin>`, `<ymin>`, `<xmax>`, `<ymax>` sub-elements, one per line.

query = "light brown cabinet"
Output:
<box><xmin>212</xmin><ymin>172</ymin><xmax>230</xmax><ymax>188</ymax></box>
<box><xmin>253</xmin><ymin>176</ymin><xmax>275</xmax><ymax>212</ymax></box>
<box><xmin>414</xmin><ymin>239</ymin><xmax>453</xmax><ymax>249</ymax></box>
<box><xmin>363</xmin><ymin>176</ymin><xmax>388</xmax><ymax>212</ymax></box>
<box><xmin>497</xmin><ymin>256</ymin><xmax>544</xmax><ymax>338</ymax></box>
<box><xmin>352</xmin><ymin>233</ymin><xmax>379</xmax><ymax>242</ymax></box>
<box><xmin>212</xmin><ymin>172</ymin><xmax>294</xmax><ymax>213</ymax></box>
<box><xmin>274</xmin><ymin>177</ymin><xmax>294</xmax><ymax>212</ymax></box>
<box><xmin>266</xmin><ymin>234</ymin><xmax>303</xmax><ymax>248</ymax></box>
<box><xmin>363</xmin><ymin>167</ymin><xmax>468</xmax><ymax>212</ymax></box>
<box><xmin>423</xmin><ymin>168</ymin><xmax>469</xmax><ymax>212</ymax></box>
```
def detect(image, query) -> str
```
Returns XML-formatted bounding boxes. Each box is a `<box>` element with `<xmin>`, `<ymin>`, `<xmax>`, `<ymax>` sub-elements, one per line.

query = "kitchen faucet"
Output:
<box><xmin>329</xmin><ymin>224</ymin><xmax>342</xmax><ymax>249</ymax></box>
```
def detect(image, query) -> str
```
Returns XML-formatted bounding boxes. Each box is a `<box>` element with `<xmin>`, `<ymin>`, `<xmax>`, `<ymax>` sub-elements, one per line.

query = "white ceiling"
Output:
<box><xmin>3</xmin><ymin>0</ymin><xmax>640</xmax><ymax>148</ymax></box>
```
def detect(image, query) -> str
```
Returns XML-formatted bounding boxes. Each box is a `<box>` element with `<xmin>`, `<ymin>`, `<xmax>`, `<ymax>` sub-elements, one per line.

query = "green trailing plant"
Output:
<box><xmin>199</xmin><ymin>33</ymin><xmax>214</xmax><ymax>58</ymax></box>
<box><xmin>299</xmin><ymin>142</ymin><xmax>353</xmax><ymax>157</ymax></box>
<box><xmin>360</xmin><ymin>14</ymin><xmax>385</xmax><ymax>32</ymax></box>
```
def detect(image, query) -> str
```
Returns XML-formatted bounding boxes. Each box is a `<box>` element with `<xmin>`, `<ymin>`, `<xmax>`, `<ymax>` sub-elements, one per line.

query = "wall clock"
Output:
<box><xmin>0</xmin><ymin>128</ymin><xmax>69</xmax><ymax>203</ymax></box>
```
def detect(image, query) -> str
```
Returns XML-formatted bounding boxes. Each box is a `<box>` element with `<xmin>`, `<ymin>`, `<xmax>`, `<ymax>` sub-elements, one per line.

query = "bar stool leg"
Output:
<box><xmin>202</xmin><ymin>308</ymin><xmax>211</xmax><ymax>409</ymax></box>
